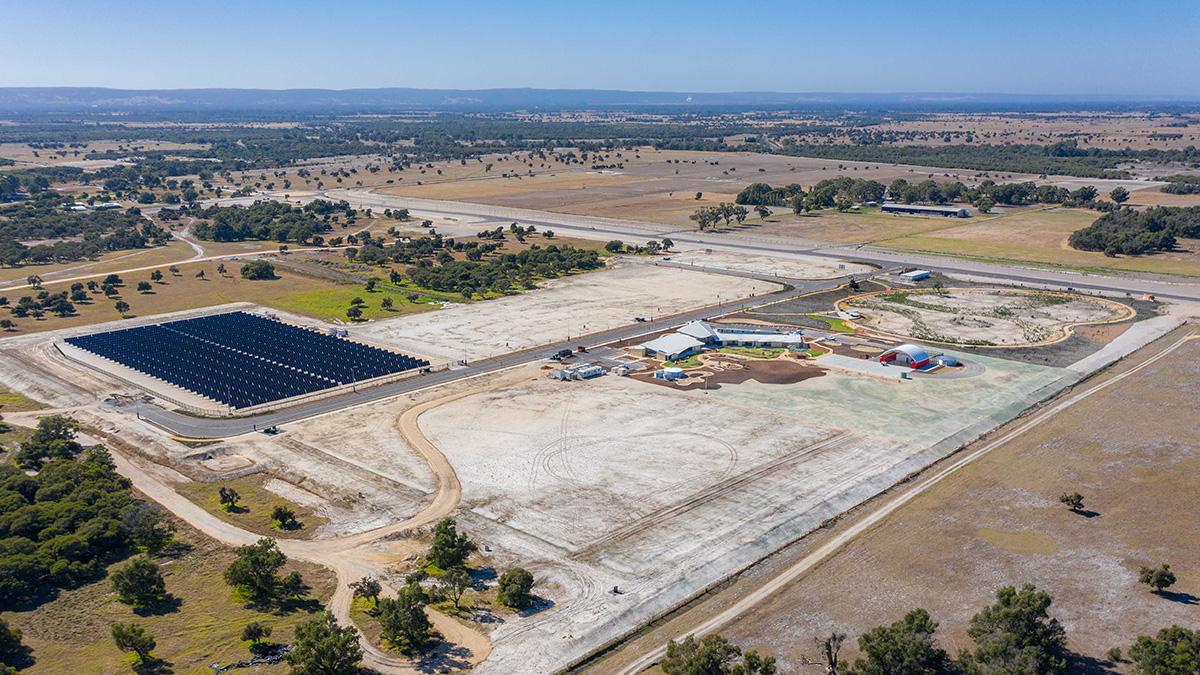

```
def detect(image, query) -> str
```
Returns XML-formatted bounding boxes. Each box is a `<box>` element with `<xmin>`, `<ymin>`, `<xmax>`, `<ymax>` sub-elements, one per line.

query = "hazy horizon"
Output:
<box><xmin>2</xmin><ymin>0</ymin><xmax>1198</xmax><ymax>96</ymax></box>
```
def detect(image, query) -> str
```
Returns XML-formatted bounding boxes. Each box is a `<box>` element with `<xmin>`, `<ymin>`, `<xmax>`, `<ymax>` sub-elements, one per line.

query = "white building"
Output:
<box><xmin>639</xmin><ymin>321</ymin><xmax>807</xmax><ymax>361</ymax></box>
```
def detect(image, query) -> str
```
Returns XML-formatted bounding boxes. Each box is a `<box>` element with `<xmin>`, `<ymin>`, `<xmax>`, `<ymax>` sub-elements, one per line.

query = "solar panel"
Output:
<box><xmin>65</xmin><ymin>311</ymin><xmax>430</xmax><ymax>408</ymax></box>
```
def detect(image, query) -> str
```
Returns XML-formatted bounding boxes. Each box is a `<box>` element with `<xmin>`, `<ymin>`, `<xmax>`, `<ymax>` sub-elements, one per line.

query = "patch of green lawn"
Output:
<box><xmin>806</xmin><ymin>314</ymin><xmax>854</xmax><ymax>333</ymax></box>
<box><xmin>0</xmin><ymin>390</ymin><xmax>46</xmax><ymax>412</ymax></box>
<box><xmin>175</xmin><ymin>474</ymin><xmax>328</xmax><ymax>540</ymax></box>
<box><xmin>718</xmin><ymin>347</ymin><xmax>784</xmax><ymax>359</ymax></box>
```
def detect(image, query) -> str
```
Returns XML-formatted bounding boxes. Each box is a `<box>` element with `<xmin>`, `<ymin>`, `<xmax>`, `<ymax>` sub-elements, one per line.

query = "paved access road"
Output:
<box><xmin>120</xmin><ymin>274</ymin><xmax>844</xmax><ymax>438</ymax></box>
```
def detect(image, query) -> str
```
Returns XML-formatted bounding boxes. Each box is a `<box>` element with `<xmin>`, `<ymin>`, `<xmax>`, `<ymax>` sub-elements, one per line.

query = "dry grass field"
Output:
<box><xmin>0</xmin><ymin>258</ymin><xmax>436</xmax><ymax>334</ymax></box>
<box><xmin>875</xmin><ymin>207</ymin><xmax>1200</xmax><ymax>276</ymax></box>
<box><xmin>175</xmin><ymin>473</ymin><xmax>331</xmax><ymax>541</ymax></box>
<box><xmin>785</xmin><ymin>112</ymin><xmax>1200</xmax><ymax>151</ymax></box>
<box><xmin>0</xmin><ymin>140</ymin><xmax>207</xmax><ymax>165</ymax></box>
<box><xmin>0</xmin><ymin>240</ymin><xmax>198</xmax><ymax>286</ymax></box>
<box><xmin>718</xmin><ymin>329</ymin><xmax>1200</xmax><ymax>671</ymax></box>
<box><xmin>1</xmin><ymin>517</ymin><xmax>335</xmax><ymax>675</ymax></box>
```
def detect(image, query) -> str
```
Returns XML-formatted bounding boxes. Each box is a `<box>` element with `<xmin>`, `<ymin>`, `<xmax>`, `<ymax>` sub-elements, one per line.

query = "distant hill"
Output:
<box><xmin>0</xmin><ymin>87</ymin><xmax>1194</xmax><ymax>113</ymax></box>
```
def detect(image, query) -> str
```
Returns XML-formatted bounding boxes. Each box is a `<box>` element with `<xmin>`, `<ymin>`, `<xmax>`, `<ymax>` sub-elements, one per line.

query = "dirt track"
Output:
<box><xmin>88</xmin><ymin>378</ymin><xmax>496</xmax><ymax>674</ymax></box>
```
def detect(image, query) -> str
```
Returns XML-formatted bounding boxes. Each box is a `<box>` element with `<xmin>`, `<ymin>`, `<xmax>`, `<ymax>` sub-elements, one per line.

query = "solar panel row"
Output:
<box><xmin>65</xmin><ymin>311</ymin><xmax>429</xmax><ymax>409</ymax></box>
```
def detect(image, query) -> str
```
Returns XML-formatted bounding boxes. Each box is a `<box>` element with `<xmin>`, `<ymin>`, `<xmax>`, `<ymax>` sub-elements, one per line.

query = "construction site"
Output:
<box><xmin>0</xmin><ymin>225</ymin><xmax>1191</xmax><ymax>674</ymax></box>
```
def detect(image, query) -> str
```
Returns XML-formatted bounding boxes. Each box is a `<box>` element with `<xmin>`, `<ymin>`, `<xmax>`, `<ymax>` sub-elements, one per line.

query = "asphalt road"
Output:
<box><xmin>119</xmin><ymin>273</ymin><xmax>843</xmax><ymax>438</ymax></box>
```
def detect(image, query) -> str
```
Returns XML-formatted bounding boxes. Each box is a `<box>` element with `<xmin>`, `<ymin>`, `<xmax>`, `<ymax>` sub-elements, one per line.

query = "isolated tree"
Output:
<box><xmin>168</xmin><ymin>265</ymin><xmax>180</xmax><ymax>276</ymax></box>
<box><xmin>114</xmin><ymin>300</ymin><xmax>130</xmax><ymax>316</ymax></box>
<box><xmin>0</xmin><ymin>618</ymin><xmax>27</xmax><ymax>668</ymax></box>
<box><xmin>426</xmin><ymin>517</ymin><xmax>476</xmax><ymax>571</ymax></box>
<box><xmin>818</xmin><ymin>632</ymin><xmax>847</xmax><ymax>675</ymax></box>
<box><xmin>960</xmin><ymin>584</ymin><xmax>1067</xmax><ymax>674</ymax></box>
<box><xmin>218</xmin><ymin>486</ymin><xmax>241</xmax><ymax>511</ymax></box>
<box><xmin>286</xmin><ymin>611</ymin><xmax>362</xmax><ymax>674</ymax></box>
<box><xmin>121</xmin><ymin>502</ymin><xmax>174</xmax><ymax>554</ymax></box>
<box><xmin>110</xmin><ymin>557</ymin><xmax>167</xmax><ymax>609</ymax></box>
<box><xmin>196</xmin><ymin>269</ymin><xmax>206</xmax><ymax>279</ymax></box>
<box><xmin>150</xmin><ymin>270</ymin><xmax>163</xmax><ymax>282</ymax></box>
<box><xmin>496</xmin><ymin>567</ymin><xmax>535</xmax><ymax>610</ymax></box>
<box><xmin>605</xmin><ymin>240</ymin><xmax>625</xmax><ymax>253</ymax></box>
<box><xmin>111</xmin><ymin>623</ymin><xmax>156</xmax><ymax>665</ymax></box>
<box><xmin>754</xmin><ymin>205</ymin><xmax>772</xmax><ymax>220</ymax></box>
<box><xmin>377</xmin><ymin>583</ymin><xmax>432</xmax><ymax>654</ymax></box>
<box><xmin>240</xmin><ymin>260</ymin><xmax>276</xmax><ymax>280</ymax></box>
<box><xmin>844</xmin><ymin>608</ymin><xmax>954</xmax><ymax>675</ymax></box>
<box><xmin>224</xmin><ymin>537</ymin><xmax>287</xmax><ymax>603</ymax></box>
<box><xmin>136</xmin><ymin>281</ymin><xmax>152</xmax><ymax>293</ymax></box>
<box><xmin>661</xmin><ymin>237</ymin><xmax>674</xmax><ymax>251</ymax></box>
<box><xmin>695</xmin><ymin>191</ymin><xmax>703</xmax><ymax>200</ymax></box>
<box><xmin>350</xmin><ymin>576</ymin><xmax>382</xmax><ymax>609</ymax></box>
<box><xmin>26</xmin><ymin>275</ymin><xmax>41</xmax><ymax>289</ymax></box>
<box><xmin>271</xmin><ymin>505</ymin><xmax>297</xmax><ymax>530</ymax></box>
<box><xmin>365</xmin><ymin>278</ymin><xmax>377</xmax><ymax>292</ymax></box>
<box><xmin>1139</xmin><ymin>563</ymin><xmax>1177</xmax><ymax>595</ymax></box>
<box><xmin>380</xmin><ymin>296</ymin><xmax>394</xmax><ymax>310</ymax></box>
<box><xmin>1128</xmin><ymin>625</ymin><xmax>1200</xmax><ymax>674</ymax></box>
<box><xmin>279</xmin><ymin>570</ymin><xmax>307</xmax><ymax>599</ymax></box>
<box><xmin>1110</xmin><ymin>186</ymin><xmax>1130</xmax><ymax>204</ymax></box>
<box><xmin>345</xmin><ymin>305</ymin><xmax>363</xmax><ymax>320</ymax></box>
<box><xmin>440</xmin><ymin>568</ymin><xmax>472</xmax><ymax>609</ymax></box>
<box><xmin>1059</xmin><ymin>492</ymin><xmax>1085</xmax><ymax>513</ymax></box>
<box><xmin>217</xmin><ymin>263</ymin><xmax>227</xmax><ymax>276</ymax></box>
<box><xmin>241</xmin><ymin>621</ymin><xmax>272</xmax><ymax>653</ymax></box>
<box><xmin>0</xmin><ymin>320</ymin><xmax>14</xmax><ymax>332</ymax></box>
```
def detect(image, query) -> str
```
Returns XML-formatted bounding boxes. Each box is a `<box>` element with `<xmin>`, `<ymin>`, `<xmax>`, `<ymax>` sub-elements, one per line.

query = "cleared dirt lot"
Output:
<box><xmin>654</xmin><ymin>248</ymin><xmax>874</xmax><ymax>279</ymax></box>
<box><xmin>420</xmin><ymin>347</ymin><xmax>1074</xmax><ymax>673</ymax></box>
<box><xmin>719</xmin><ymin>329</ymin><xmax>1200</xmax><ymax>672</ymax></box>
<box><xmin>352</xmin><ymin>261</ymin><xmax>781</xmax><ymax>362</ymax></box>
<box><xmin>847</xmin><ymin>288</ymin><xmax>1131</xmax><ymax>346</ymax></box>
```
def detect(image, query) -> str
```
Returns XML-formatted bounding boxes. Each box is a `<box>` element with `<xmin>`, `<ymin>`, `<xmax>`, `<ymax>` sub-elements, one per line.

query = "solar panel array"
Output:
<box><xmin>66</xmin><ymin>311</ymin><xmax>429</xmax><ymax>409</ymax></box>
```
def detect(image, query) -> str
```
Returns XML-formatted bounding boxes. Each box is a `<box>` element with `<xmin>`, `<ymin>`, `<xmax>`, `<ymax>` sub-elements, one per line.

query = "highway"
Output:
<box><xmin>323</xmin><ymin>190</ymin><xmax>1200</xmax><ymax>302</ymax></box>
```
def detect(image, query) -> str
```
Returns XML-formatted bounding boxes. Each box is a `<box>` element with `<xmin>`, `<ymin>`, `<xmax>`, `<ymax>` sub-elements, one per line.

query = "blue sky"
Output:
<box><xmin>2</xmin><ymin>0</ymin><xmax>1198</xmax><ymax>95</ymax></box>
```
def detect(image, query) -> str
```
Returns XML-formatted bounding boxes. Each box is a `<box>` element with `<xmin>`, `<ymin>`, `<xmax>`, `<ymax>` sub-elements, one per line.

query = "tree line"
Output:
<box><xmin>0</xmin><ymin>416</ymin><xmax>173</xmax><ymax>609</ymax></box>
<box><xmin>1069</xmin><ymin>206</ymin><xmax>1200</xmax><ymax>256</ymax></box>
<box><xmin>662</xmin><ymin>583</ymin><xmax>1199</xmax><ymax>675</ymax></box>
<box><xmin>189</xmin><ymin>199</ymin><xmax>354</xmax><ymax>243</ymax></box>
<box><xmin>405</xmin><ymin>244</ymin><xmax>603</xmax><ymax>298</ymax></box>
<box><xmin>0</xmin><ymin>198</ymin><xmax>168</xmax><ymax>267</ymax></box>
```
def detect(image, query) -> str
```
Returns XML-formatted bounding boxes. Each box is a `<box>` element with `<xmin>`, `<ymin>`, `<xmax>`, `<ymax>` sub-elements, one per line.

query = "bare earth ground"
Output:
<box><xmin>717</xmin><ymin>329</ymin><xmax>1200</xmax><ymax>672</ymax></box>
<box><xmin>352</xmin><ymin>261</ymin><xmax>781</xmax><ymax>362</ymax></box>
<box><xmin>651</xmin><ymin>248</ymin><xmax>874</xmax><ymax>279</ymax></box>
<box><xmin>418</xmin><ymin>344</ymin><xmax>1077</xmax><ymax>674</ymax></box>
<box><xmin>847</xmin><ymin>288</ymin><xmax>1131</xmax><ymax>346</ymax></box>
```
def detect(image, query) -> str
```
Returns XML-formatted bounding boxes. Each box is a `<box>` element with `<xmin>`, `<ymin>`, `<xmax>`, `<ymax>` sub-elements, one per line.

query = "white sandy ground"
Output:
<box><xmin>849</xmin><ymin>288</ymin><xmax>1130</xmax><ymax>346</ymax></box>
<box><xmin>352</xmin><ymin>260</ymin><xmax>781</xmax><ymax>363</ymax></box>
<box><xmin>654</xmin><ymin>247</ymin><xmax>875</xmax><ymax>279</ymax></box>
<box><xmin>418</xmin><ymin>349</ymin><xmax>1081</xmax><ymax>673</ymax></box>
